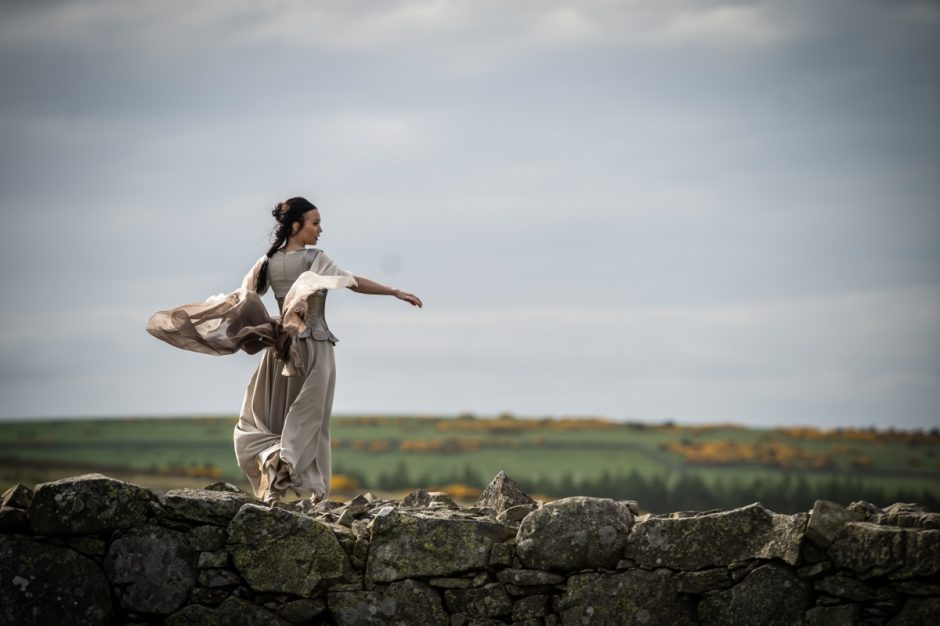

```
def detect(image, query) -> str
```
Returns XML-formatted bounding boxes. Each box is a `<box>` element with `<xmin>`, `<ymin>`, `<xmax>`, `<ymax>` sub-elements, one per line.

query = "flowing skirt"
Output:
<box><xmin>234</xmin><ymin>338</ymin><xmax>336</xmax><ymax>501</ymax></box>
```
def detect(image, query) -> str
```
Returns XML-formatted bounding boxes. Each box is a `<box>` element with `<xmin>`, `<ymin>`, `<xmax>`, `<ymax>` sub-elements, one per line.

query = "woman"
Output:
<box><xmin>147</xmin><ymin>197</ymin><xmax>422</xmax><ymax>505</ymax></box>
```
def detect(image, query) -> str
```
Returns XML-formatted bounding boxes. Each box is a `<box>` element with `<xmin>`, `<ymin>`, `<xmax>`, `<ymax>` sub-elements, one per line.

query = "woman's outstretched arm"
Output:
<box><xmin>348</xmin><ymin>276</ymin><xmax>423</xmax><ymax>307</ymax></box>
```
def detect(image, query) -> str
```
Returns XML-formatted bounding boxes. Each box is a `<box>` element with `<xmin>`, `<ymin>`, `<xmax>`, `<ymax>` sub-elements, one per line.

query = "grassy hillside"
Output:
<box><xmin>1</xmin><ymin>414</ymin><xmax>937</xmax><ymax>512</ymax></box>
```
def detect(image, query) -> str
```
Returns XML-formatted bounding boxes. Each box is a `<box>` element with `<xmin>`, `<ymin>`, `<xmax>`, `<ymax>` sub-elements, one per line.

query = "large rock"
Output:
<box><xmin>698</xmin><ymin>562</ymin><xmax>810</xmax><ymax>626</ymax></box>
<box><xmin>513</xmin><ymin>594</ymin><xmax>551</xmax><ymax>621</ymax></box>
<box><xmin>846</xmin><ymin>500</ymin><xmax>881</xmax><ymax>519</ymax></box>
<box><xmin>189</xmin><ymin>524</ymin><xmax>228</xmax><ymax>551</ymax></box>
<box><xmin>444</xmin><ymin>582</ymin><xmax>513</xmax><ymax>618</ymax></box>
<box><xmin>365</xmin><ymin>510</ymin><xmax>515</xmax><ymax>582</ymax></box>
<box><xmin>804</xmin><ymin>604</ymin><xmax>861</xmax><ymax>626</ymax></box>
<box><xmin>166</xmin><ymin>604</ymin><xmax>219</xmax><ymax>626</ymax></box>
<box><xmin>274</xmin><ymin>598</ymin><xmax>328</xmax><ymax>623</ymax></box>
<box><xmin>827</xmin><ymin>522</ymin><xmax>940</xmax><ymax>579</ymax></box>
<box><xmin>1</xmin><ymin>483</ymin><xmax>33</xmax><ymax>509</ymax></box>
<box><xmin>0</xmin><ymin>506</ymin><xmax>28</xmax><ymax>532</ymax></box>
<box><xmin>766</xmin><ymin>512</ymin><xmax>809</xmax><ymax>563</ymax></box>
<box><xmin>814</xmin><ymin>575</ymin><xmax>875</xmax><ymax>601</ymax></box>
<box><xmin>805</xmin><ymin>499</ymin><xmax>864</xmax><ymax>547</ymax></box>
<box><xmin>888</xmin><ymin>596</ymin><xmax>940</xmax><ymax>625</ymax></box>
<box><xmin>557</xmin><ymin>569</ymin><xmax>696</xmax><ymax>625</ymax></box>
<box><xmin>879</xmin><ymin>502</ymin><xmax>929</xmax><ymax>528</ymax></box>
<box><xmin>103</xmin><ymin>525</ymin><xmax>196</xmax><ymax>614</ymax></box>
<box><xmin>476</xmin><ymin>471</ymin><xmax>536</xmax><ymax>514</ymax></box>
<box><xmin>401</xmin><ymin>488</ymin><xmax>432</xmax><ymax>508</ymax></box>
<box><xmin>516</xmin><ymin>496</ymin><xmax>633</xmax><ymax>571</ymax></box>
<box><xmin>827</xmin><ymin>522</ymin><xmax>904</xmax><ymax>577</ymax></box>
<box><xmin>167</xmin><ymin>596</ymin><xmax>292</xmax><ymax>626</ymax></box>
<box><xmin>227</xmin><ymin>503</ymin><xmax>351</xmax><ymax>596</ymax></box>
<box><xmin>163</xmin><ymin>488</ymin><xmax>255</xmax><ymax>525</ymax></box>
<box><xmin>905</xmin><ymin>529</ymin><xmax>940</xmax><ymax>577</ymax></box>
<box><xmin>28</xmin><ymin>473</ymin><xmax>155</xmax><ymax>534</ymax></box>
<box><xmin>912</xmin><ymin>512</ymin><xmax>940</xmax><ymax>529</ymax></box>
<box><xmin>623</xmin><ymin>504</ymin><xmax>805</xmax><ymax>570</ymax></box>
<box><xmin>328</xmin><ymin>579</ymin><xmax>447</xmax><ymax>625</ymax></box>
<box><xmin>0</xmin><ymin>534</ymin><xmax>112</xmax><ymax>625</ymax></box>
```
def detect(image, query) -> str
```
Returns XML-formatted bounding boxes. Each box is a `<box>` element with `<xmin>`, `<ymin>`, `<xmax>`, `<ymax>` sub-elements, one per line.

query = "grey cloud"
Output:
<box><xmin>0</xmin><ymin>0</ymin><xmax>937</xmax><ymax>426</ymax></box>
<box><xmin>0</xmin><ymin>0</ymin><xmax>800</xmax><ymax>53</ymax></box>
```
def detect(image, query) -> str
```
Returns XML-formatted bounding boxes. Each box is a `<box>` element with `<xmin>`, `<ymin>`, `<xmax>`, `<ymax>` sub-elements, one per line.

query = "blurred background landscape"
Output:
<box><xmin>3</xmin><ymin>414</ymin><xmax>937</xmax><ymax>513</ymax></box>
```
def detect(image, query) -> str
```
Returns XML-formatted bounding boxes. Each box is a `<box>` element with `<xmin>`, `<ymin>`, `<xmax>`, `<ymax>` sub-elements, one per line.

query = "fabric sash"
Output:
<box><xmin>146</xmin><ymin>254</ymin><xmax>357</xmax><ymax>377</ymax></box>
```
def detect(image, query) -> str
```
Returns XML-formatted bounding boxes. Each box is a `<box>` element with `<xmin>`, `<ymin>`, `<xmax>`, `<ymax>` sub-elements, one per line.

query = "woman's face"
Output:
<box><xmin>291</xmin><ymin>209</ymin><xmax>322</xmax><ymax>246</ymax></box>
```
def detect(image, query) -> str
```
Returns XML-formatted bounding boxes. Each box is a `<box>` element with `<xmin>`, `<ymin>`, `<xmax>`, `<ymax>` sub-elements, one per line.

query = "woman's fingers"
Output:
<box><xmin>399</xmin><ymin>291</ymin><xmax>422</xmax><ymax>307</ymax></box>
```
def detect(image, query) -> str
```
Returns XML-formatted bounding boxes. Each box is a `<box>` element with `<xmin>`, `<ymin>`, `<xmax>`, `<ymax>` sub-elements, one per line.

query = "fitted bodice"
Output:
<box><xmin>269</xmin><ymin>249</ymin><xmax>339</xmax><ymax>344</ymax></box>
<box><xmin>268</xmin><ymin>249</ymin><xmax>316</xmax><ymax>300</ymax></box>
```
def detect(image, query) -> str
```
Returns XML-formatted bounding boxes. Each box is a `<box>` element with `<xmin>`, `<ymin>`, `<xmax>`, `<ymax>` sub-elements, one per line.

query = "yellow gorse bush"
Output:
<box><xmin>330</xmin><ymin>474</ymin><xmax>360</xmax><ymax>493</ymax></box>
<box><xmin>660</xmin><ymin>440</ymin><xmax>838</xmax><ymax>470</ymax></box>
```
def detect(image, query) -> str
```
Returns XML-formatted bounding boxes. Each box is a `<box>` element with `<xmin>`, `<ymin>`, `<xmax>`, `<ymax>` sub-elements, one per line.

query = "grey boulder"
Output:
<box><xmin>444</xmin><ymin>582</ymin><xmax>513</xmax><ymax>618</ymax></box>
<box><xmin>0</xmin><ymin>534</ymin><xmax>112</xmax><ymax>625</ymax></box>
<box><xmin>163</xmin><ymin>487</ymin><xmax>255</xmax><ymax>525</ymax></box>
<box><xmin>828</xmin><ymin>521</ymin><xmax>940</xmax><ymax>579</ymax></box>
<box><xmin>28</xmin><ymin>473</ymin><xmax>155</xmax><ymax>535</ymax></box>
<box><xmin>227</xmin><ymin>503</ymin><xmax>351</xmax><ymax>596</ymax></box>
<box><xmin>557</xmin><ymin>569</ymin><xmax>696</xmax><ymax>626</ymax></box>
<box><xmin>167</xmin><ymin>595</ymin><xmax>292</xmax><ymax>626</ymax></box>
<box><xmin>328</xmin><ymin>579</ymin><xmax>447</xmax><ymax>625</ymax></box>
<box><xmin>103</xmin><ymin>525</ymin><xmax>196</xmax><ymax>614</ymax></box>
<box><xmin>1</xmin><ymin>483</ymin><xmax>33</xmax><ymax>509</ymax></box>
<box><xmin>366</xmin><ymin>510</ymin><xmax>515</xmax><ymax>582</ymax></box>
<box><xmin>623</xmin><ymin>503</ymin><xmax>805</xmax><ymax>570</ymax></box>
<box><xmin>805</xmin><ymin>499</ymin><xmax>864</xmax><ymax>548</ymax></box>
<box><xmin>698</xmin><ymin>562</ymin><xmax>810</xmax><ymax>626</ymax></box>
<box><xmin>516</xmin><ymin>496</ymin><xmax>633</xmax><ymax>571</ymax></box>
<box><xmin>476</xmin><ymin>471</ymin><xmax>536</xmax><ymax>514</ymax></box>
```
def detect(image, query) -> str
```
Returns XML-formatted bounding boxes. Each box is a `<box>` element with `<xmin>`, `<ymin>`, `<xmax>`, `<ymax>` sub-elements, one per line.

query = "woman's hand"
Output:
<box><xmin>394</xmin><ymin>289</ymin><xmax>423</xmax><ymax>308</ymax></box>
<box><xmin>349</xmin><ymin>276</ymin><xmax>423</xmax><ymax>308</ymax></box>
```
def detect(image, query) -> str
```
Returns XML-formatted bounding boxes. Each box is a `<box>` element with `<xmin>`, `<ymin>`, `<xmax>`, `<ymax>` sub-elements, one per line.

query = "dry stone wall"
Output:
<box><xmin>1</xmin><ymin>471</ymin><xmax>938</xmax><ymax>625</ymax></box>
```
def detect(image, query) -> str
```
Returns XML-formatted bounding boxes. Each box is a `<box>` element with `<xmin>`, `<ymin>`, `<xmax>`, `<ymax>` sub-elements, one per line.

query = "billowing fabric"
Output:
<box><xmin>145</xmin><ymin>288</ymin><xmax>280</xmax><ymax>358</ymax></box>
<box><xmin>147</xmin><ymin>248</ymin><xmax>356</xmax><ymax>501</ymax></box>
<box><xmin>146</xmin><ymin>249</ymin><xmax>356</xmax><ymax>377</ymax></box>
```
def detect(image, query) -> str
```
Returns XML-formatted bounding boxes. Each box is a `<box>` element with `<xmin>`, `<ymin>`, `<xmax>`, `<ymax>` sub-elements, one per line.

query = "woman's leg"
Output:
<box><xmin>279</xmin><ymin>340</ymin><xmax>336</xmax><ymax>500</ymax></box>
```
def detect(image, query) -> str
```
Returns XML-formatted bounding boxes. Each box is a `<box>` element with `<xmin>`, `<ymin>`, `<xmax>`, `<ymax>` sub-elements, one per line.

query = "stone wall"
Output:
<box><xmin>1</xmin><ymin>471</ymin><xmax>938</xmax><ymax>625</ymax></box>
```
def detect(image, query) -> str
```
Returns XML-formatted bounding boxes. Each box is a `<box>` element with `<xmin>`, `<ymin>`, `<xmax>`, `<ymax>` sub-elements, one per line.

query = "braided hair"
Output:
<box><xmin>255</xmin><ymin>197</ymin><xmax>318</xmax><ymax>293</ymax></box>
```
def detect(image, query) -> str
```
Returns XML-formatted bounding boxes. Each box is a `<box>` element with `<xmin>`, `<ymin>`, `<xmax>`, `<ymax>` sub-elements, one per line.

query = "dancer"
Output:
<box><xmin>147</xmin><ymin>197</ymin><xmax>422</xmax><ymax>504</ymax></box>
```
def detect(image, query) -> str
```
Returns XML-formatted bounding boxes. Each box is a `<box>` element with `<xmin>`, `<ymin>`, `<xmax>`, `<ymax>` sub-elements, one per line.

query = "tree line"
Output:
<box><xmin>335</xmin><ymin>462</ymin><xmax>939</xmax><ymax>514</ymax></box>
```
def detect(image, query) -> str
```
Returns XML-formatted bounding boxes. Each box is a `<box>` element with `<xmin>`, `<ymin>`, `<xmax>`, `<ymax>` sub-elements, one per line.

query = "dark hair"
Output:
<box><xmin>256</xmin><ymin>197</ymin><xmax>318</xmax><ymax>293</ymax></box>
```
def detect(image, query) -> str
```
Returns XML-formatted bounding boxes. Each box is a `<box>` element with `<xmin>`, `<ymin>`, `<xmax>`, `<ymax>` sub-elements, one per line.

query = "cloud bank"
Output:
<box><xmin>0</xmin><ymin>0</ymin><xmax>938</xmax><ymax>426</ymax></box>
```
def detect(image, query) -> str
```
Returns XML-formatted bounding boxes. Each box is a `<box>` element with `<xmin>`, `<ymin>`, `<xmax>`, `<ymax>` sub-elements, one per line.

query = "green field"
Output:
<box><xmin>1</xmin><ymin>415</ymin><xmax>938</xmax><ymax>513</ymax></box>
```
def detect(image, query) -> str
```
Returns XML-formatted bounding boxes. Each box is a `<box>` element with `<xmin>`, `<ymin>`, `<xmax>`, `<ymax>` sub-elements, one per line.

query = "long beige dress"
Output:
<box><xmin>233</xmin><ymin>248</ymin><xmax>355</xmax><ymax>502</ymax></box>
<box><xmin>146</xmin><ymin>247</ymin><xmax>356</xmax><ymax>501</ymax></box>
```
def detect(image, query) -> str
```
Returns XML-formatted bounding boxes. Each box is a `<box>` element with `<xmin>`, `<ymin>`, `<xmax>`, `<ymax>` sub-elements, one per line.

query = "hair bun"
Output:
<box><xmin>272</xmin><ymin>202</ymin><xmax>285</xmax><ymax>219</ymax></box>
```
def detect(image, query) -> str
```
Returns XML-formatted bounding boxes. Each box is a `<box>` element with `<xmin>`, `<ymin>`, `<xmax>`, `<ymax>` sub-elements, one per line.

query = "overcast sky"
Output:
<box><xmin>1</xmin><ymin>0</ymin><xmax>938</xmax><ymax>427</ymax></box>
